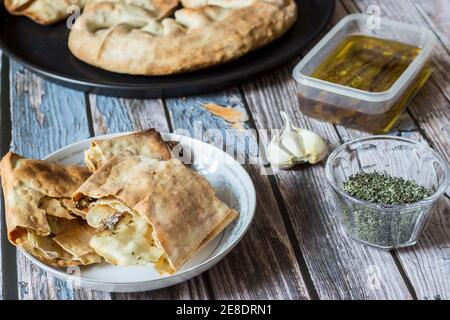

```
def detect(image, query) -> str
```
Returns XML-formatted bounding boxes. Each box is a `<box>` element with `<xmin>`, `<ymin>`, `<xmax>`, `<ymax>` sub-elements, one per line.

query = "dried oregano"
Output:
<box><xmin>343</xmin><ymin>171</ymin><xmax>431</xmax><ymax>205</ymax></box>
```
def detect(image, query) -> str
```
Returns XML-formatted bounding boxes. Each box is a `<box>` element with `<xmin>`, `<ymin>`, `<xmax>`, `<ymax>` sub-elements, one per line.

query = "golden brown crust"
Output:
<box><xmin>1</xmin><ymin>152</ymin><xmax>91</xmax><ymax>241</ymax></box>
<box><xmin>4</xmin><ymin>0</ymin><xmax>178</xmax><ymax>25</ymax></box>
<box><xmin>68</xmin><ymin>0</ymin><xmax>298</xmax><ymax>75</ymax></box>
<box><xmin>0</xmin><ymin>152</ymin><xmax>99</xmax><ymax>267</ymax></box>
<box><xmin>73</xmin><ymin>153</ymin><xmax>238</xmax><ymax>271</ymax></box>
<box><xmin>84</xmin><ymin>128</ymin><xmax>172</xmax><ymax>172</ymax></box>
<box><xmin>4</xmin><ymin>0</ymin><xmax>86</xmax><ymax>25</ymax></box>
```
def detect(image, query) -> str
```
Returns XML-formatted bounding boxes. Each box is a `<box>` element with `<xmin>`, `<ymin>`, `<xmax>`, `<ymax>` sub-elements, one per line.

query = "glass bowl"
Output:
<box><xmin>325</xmin><ymin>136</ymin><xmax>450</xmax><ymax>249</ymax></box>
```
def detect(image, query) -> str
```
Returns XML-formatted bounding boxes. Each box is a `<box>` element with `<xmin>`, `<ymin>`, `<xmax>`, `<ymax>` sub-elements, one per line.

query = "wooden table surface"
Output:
<box><xmin>0</xmin><ymin>0</ymin><xmax>449</xmax><ymax>300</ymax></box>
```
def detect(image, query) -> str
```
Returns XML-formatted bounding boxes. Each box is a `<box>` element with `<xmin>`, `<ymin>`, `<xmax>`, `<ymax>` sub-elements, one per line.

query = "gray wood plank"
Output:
<box><xmin>88</xmin><ymin>95</ymin><xmax>213</xmax><ymax>299</ymax></box>
<box><xmin>412</xmin><ymin>0</ymin><xmax>450</xmax><ymax>51</ymax></box>
<box><xmin>166</xmin><ymin>89</ymin><xmax>311</xmax><ymax>299</ymax></box>
<box><xmin>241</xmin><ymin>61</ymin><xmax>412</xmax><ymax>299</ymax></box>
<box><xmin>9</xmin><ymin>62</ymin><xmax>111</xmax><ymax>300</ymax></box>
<box><xmin>338</xmin><ymin>0</ymin><xmax>450</xmax><ymax>300</ymax></box>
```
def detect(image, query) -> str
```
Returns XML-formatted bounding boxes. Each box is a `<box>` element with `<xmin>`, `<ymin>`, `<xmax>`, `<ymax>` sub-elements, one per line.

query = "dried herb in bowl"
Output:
<box><xmin>343</xmin><ymin>171</ymin><xmax>431</xmax><ymax>205</ymax></box>
<box><xmin>339</xmin><ymin>171</ymin><xmax>432</xmax><ymax>248</ymax></box>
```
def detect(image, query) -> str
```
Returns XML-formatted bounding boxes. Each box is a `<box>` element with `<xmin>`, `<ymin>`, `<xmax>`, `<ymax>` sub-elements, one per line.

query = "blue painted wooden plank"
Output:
<box><xmin>166</xmin><ymin>89</ymin><xmax>310</xmax><ymax>299</ymax></box>
<box><xmin>89</xmin><ymin>95</ymin><xmax>170</xmax><ymax>134</ymax></box>
<box><xmin>8</xmin><ymin>61</ymin><xmax>111</xmax><ymax>300</ymax></box>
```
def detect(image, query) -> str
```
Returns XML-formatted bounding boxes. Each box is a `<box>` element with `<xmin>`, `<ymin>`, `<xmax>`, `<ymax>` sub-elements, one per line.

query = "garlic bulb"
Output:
<box><xmin>267</xmin><ymin>112</ymin><xmax>328</xmax><ymax>169</ymax></box>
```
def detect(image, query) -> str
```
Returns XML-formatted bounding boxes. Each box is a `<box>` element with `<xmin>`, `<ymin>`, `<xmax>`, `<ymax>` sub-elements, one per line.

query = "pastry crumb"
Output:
<box><xmin>203</xmin><ymin>103</ymin><xmax>248</xmax><ymax>127</ymax></box>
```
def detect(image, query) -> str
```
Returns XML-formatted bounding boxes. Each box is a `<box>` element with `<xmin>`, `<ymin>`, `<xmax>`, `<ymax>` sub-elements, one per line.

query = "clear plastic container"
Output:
<box><xmin>293</xmin><ymin>14</ymin><xmax>436</xmax><ymax>133</ymax></box>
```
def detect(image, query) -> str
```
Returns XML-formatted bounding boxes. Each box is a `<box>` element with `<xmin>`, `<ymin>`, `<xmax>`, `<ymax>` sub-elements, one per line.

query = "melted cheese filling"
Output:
<box><xmin>89</xmin><ymin>214</ymin><xmax>164</xmax><ymax>266</ymax></box>
<box><xmin>85</xmin><ymin>198</ymin><xmax>131</xmax><ymax>229</ymax></box>
<box><xmin>86</xmin><ymin>199</ymin><xmax>171</xmax><ymax>271</ymax></box>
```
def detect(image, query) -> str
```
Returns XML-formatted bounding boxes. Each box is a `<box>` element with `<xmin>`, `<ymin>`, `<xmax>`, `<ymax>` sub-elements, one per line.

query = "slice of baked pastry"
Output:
<box><xmin>4</xmin><ymin>0</ymin><xmax>179</xmax><ymax>25</ymax></box>
<box><xmin>68</xmin><ymin>0</ymin><xmax>297</xmax><ymax>75</ymax></box>
<box><xmin>0</xmin><ymin>152</ymin><xmax>101</xmax><ymax>267</ymax></box>
<box><xmin>4</xmin><ymin>0</ymin><xmax>86</xmax><ymax>25</ymax></box>
<box><xmin>84</xmin><ymin>129</ymin><xmax>173</xmax><ymax>172</ymax></box>
<box><xmin>73</xmin><ymin>152</ymin><xmax>238</xmax><ymax>274</ymax></box>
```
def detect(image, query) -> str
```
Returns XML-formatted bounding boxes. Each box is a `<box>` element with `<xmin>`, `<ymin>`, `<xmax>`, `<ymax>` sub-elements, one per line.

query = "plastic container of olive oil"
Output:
<box><xmin>293</xmin><ymin>14</ymin><xmax>436</xmax><ymax>133</ymax></box>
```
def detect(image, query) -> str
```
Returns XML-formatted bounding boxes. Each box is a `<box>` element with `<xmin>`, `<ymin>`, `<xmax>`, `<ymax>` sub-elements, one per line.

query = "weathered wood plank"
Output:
<box><xmin>397</xmin><ymin>197</ymin><xmax>450</xmax><ymax>300</ymax></box>
<box><xmin>88</xmin><ymin>95</ymin><xmax>213</xmax><ymax>299</ymax></box>
<box><xmin>412</xmin><ymin>0</ymin><xmax>450</xmax><ymax>51</ymax></box>
<box><xmin>339</xmin><ymin>0</ymin><xmax>450</xmax><ymax>300</ymax></box>
<box><xmin>241</xmin><ymin>61</ymin><xmax>412</xmax><ymax>299</ymax></box>
<box><xmin>166</xmin><ymin>89</ymin><xmax>311</xmax><ymax>299</ymax></box>
<box><xmin>9</xmin><ymin>62</ymin><xmax>111</xmax><ymax>300</ymax></box>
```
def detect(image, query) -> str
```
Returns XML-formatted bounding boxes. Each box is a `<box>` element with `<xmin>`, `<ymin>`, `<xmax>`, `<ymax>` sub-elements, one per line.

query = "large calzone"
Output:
<box><xmin>0</xmin><ymin>152</ymin><xmax>101</xmax><ymax>267</ymax></box>
<box><xmin>68</xmin><ymin>0</ymin><xmax>298</xmax><ymax>75</ymax></box>
<box><xmin>73</xmin><ymin>152</ymin><xmax>238</xmax><ymax>274</ymax></box>
<box><xmin>84</xmin><ymin>129</ymin><xmax>173</xmax><ymax>172</ymax></box>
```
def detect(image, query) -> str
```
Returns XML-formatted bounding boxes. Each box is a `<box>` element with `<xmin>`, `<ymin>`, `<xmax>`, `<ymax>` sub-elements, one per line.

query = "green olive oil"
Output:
<box><xmin>300</xmin><ymin>35</ymin><xmax>431</xmax><ymax>133</ymax></box>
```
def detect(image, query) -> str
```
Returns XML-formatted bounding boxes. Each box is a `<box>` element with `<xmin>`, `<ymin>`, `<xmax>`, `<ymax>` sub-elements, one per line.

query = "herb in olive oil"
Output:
<box><xmin>300</xmin><ymin>35</ymin><xmax>431</xmax><ymax>133</ymax></box>
<box><xmin>311</xmin><ymin>35</ymin><xmax>421</xmax><ymax>92</ymax></box>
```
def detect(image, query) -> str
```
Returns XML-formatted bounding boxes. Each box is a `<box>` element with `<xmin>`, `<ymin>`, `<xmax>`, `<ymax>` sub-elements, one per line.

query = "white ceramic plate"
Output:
<box><xmin>20</xmin><ymin>132</ymin><xmax>256</xmax><ymax>292</ymax></box>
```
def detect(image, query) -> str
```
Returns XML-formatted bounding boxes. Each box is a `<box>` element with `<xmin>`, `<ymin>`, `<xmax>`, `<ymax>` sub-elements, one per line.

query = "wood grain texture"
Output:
<box><xmin>88</xmin><ymin>95</ymin><xmax>214</xmax><ymax>300</ymax></box>
<box><xmin>241</xmin><ymin>62</ymin><xmax>412</xmax><ymax>299</ymax></box>
<box><xmin>412</xmin><ymin>0</ymin><xmax>450</xmax><ymax>51</ymax></box>
<box><xmin>340</xmin><ymin>0</ymin><xmax>450</xmax><ymax>300</ymax></box>
<box><xmin>397</xmin><ymin>197</ymin><xmax>450</xmax><ymax>300</ymax></box>
<box><xmin>166</xmin><ymin>89</ymin><xmax>310</xmax><ymax>299</ymax></box>
<box><xmin>8</xmin><ymin>62</ymin><xmax>111</xmax><ymax>300</ymax></box>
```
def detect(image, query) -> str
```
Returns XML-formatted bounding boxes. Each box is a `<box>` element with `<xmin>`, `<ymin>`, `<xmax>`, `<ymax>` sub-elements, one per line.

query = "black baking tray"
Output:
<box><xmin>0</xmin><ymin>0</ymin><xmax>335</xmax><ymax>98</ymax></box>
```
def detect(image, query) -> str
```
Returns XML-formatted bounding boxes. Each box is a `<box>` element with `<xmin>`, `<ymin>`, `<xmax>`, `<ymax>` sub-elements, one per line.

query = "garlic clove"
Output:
<box><xmin>267</xmin><ymin>111</ymin><xmax>328</xmax><ymax>169</ymax></box>
<box><xmin>267</xmin><ymin>142</ymin><xmax>295</xmax><ymax>169</ymax></box>
<box><xmin>279</xmin><ymin>131</ymin><xmax>306</xmax><ymax>159</ymax></box>
<box><xmin>298</xmin><ymin>129</ymin><xmax>328</xmax><ymax>164</ymax></box>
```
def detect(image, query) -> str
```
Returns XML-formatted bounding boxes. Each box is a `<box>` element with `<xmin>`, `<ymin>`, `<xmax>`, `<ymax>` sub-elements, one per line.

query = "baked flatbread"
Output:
<box><xmin>84</xmin><ymin>129</ymin><xmax>172</xmax><ymax>172</ymax></box>
<box><xmin>73</xmin><ymin>152</ymin><xmax>238</xmax><ymax>273</ymax></box>
<box><xmin>0</xmin><ymin>152</ymin><xmax>101</xmax><ymax>267</ymax></box>
<box><xmin>4</xmin><ymin>0</ymin><xmax>86</xmax><ymax>25</ymax></box>
<box><xmin>68</xmin><ymin>0</ymin><xmax>297</xmax><ymax>75</ymax></box>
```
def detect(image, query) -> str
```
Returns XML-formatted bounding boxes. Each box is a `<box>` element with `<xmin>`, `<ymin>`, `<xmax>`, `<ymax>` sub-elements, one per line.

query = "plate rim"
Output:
<box><xmin>19</xmin><ymin>132</ymin><xmax>257</xmax><ymax>290</ymax></box>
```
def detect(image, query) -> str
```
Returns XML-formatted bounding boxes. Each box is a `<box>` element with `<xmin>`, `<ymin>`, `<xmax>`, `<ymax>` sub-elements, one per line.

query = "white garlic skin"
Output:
<box><xmin>297</xmin><ymin>128</ymin><xmax>328</xmax><ymax>164</ymax></box>
<box><xmin>267</xmin><ymin>112</ymin><xmax>328</xmax><ymax>169</ymax></box>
